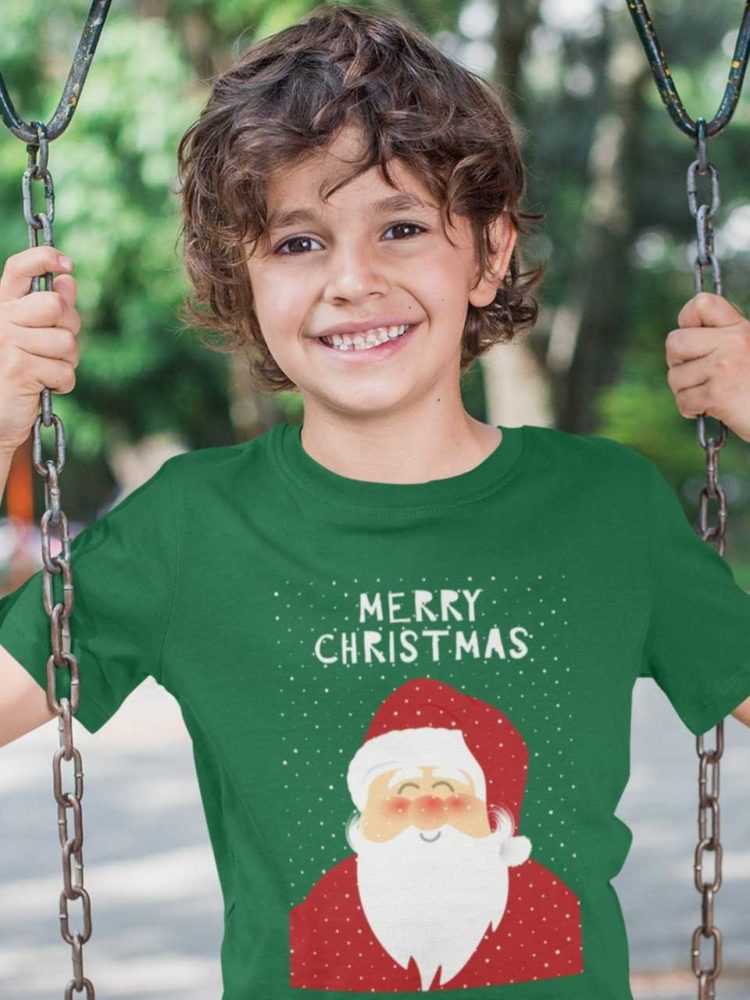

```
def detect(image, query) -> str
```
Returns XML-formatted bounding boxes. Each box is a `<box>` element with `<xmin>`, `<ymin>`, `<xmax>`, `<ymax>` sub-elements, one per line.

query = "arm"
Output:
<box><xmin>0</xmin><ymin>448</ymin><xmax>12</xmax><ymax>504</ymax></box>
<box><xmin>0</xmin><ymin>450</ymin><xmax>56</xmax><ymax>746</ymax></box>
<box><xmin>0</xmin><ymin>644</ymin><xmax>56</xmax><ymax>747</ymax></box>
<box><xmin>664</xmin><ymin>294</ymin><xmax>750</xmax><ymax>732</ymax></box>
<box><xmin>730</xmin><ymin>695</ymin><xmax>750</xmax><ymax>728</ymax></box>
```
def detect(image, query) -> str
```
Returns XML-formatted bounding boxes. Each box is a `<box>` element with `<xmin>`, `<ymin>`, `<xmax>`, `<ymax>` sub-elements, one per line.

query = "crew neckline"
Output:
<box><xmin>272</xmin><ymin>421</ymin><xmax>525</xmax><ymax>511</ymax></box>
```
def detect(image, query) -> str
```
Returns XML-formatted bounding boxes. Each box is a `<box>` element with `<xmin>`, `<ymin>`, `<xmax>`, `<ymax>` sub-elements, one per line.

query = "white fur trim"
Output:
<box><xmin>346</xmin><ymin>726</ymin><xmax>486</xmax><ymax>811</ymax></box>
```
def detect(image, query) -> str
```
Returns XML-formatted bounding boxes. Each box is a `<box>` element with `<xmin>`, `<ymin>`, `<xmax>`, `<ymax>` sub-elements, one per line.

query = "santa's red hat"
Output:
<box><xmin>346</xmin><ymin>677</ymin><xmax>529</xmax><ymax>831</ymax></box>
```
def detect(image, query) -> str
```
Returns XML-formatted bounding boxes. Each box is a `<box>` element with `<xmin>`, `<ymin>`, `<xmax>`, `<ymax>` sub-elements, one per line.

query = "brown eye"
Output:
<box><xmin>384</xmin><ymin>222</ymin><xmax>425</xmax><ymax>240</ymax></box>
<box><xmin>275</xmin><ymin>222</ymin><xmax>425</xmax><ymax>256</ymax></box>
<box><xmin>275</xmin><ymin>235</ymin><xmax>321</xmax><ymax>255</ymax></box>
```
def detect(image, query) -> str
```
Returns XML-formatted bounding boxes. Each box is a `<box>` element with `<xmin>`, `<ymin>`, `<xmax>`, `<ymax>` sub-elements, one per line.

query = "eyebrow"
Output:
<box><xmin>266</xmin><ymin>193</ymin><xmax>436</xmax><ymax>232</ymax></box>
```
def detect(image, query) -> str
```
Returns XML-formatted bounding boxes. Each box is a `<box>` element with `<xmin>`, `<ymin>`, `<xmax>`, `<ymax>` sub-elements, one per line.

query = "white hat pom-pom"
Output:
<box><xmin>499</xmin><ymin>834</ymin><xmax>532</xmax><ymax>867</ymax></box>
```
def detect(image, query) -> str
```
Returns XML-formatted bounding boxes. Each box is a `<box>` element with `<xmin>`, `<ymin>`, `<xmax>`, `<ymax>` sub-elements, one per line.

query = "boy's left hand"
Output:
<box><xmin>665</xmin><ymin>291</ymin><xmax>750</xmax><ymax>443</ymax></box>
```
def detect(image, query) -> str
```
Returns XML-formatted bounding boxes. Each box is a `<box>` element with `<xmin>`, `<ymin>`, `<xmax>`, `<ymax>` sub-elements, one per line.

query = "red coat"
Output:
<box><xmin>290</xmin><ymin>851</ymin><xmax>584</xmax><ymax>991</ymax></box>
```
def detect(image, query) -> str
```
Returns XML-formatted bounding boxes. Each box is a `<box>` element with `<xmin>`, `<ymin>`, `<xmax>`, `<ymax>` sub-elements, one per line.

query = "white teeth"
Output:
<box><xmin>323</xmin><ymin>324</ymin><xmax>411</xmax><ymax>351</ymax></box>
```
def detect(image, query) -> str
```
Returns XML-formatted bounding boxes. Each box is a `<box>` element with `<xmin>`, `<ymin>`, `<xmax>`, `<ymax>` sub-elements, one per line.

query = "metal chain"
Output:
<box><xmin>624</xmin><ymin>2</ymin><xmax>750</xmax><ymax>993</ymax></box>
<box><xmin>1</xmin><ymin>6</ymin><xmax>113</xmax><ymax>994</ymax></box>
<box><xmin>23</xmin><ymin>119</ymin><xmax>95</xmax><ymax>999</ymax></box>
<box><xmin>689</xmin><ymin>117</ymin><xmax>726</xmax><ymax>1000</ymax></box>
<box><xmin>625</xmin><ymin>0</ymin><xmax>750</xmax><ymax>139</ymax></box>
<box><xmin>1</xmin><ymin>1</ymin><xmax>112</xmax><ymax>144</ymax></box>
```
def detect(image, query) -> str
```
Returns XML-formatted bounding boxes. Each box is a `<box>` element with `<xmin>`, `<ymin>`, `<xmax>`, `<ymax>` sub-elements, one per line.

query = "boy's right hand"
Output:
<box><xmin>0</xmin><ymin>245</ymin><xmax>81</xmax><ymax>455</ymax></box>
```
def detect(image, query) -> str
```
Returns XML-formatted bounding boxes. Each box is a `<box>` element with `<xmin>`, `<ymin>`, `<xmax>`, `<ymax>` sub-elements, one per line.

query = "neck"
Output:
<box><xmin>298</xmin><ymin>401</ymin><xmax>502</xmax><ymax>485</ymax></box>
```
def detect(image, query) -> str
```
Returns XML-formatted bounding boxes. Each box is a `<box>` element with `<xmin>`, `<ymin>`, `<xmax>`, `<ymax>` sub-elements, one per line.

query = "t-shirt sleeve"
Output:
<box><xmin>0</xmin><ymin>455</ymin><xmax>178</xmax><ymax>735</ymax></box>
<box><xmin>640</xmin><ymin>458</ymin><xmax>750</xmax><ymax>736</ymax></box>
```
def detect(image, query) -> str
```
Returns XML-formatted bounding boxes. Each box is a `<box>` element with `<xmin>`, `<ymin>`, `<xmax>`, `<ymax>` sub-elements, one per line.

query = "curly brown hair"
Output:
<box><xmin>174</xmin><ymin>2</ymin><xmax>545</xmax><ymax>394</ymax></box>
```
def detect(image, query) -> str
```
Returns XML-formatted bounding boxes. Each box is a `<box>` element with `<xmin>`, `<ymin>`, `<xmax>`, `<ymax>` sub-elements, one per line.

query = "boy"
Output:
<box><xmin>1</xmin><ymin>4</ymin><xmax>749</xmax><ymax>998</ymax></box>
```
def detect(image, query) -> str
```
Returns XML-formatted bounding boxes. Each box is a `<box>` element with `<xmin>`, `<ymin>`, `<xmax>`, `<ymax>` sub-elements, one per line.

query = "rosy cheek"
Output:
<box><xmin>447</xmin><ymin>793</ymin><xmax>475</xmax><ymax>814</ymax></box>
<box><xmin>382</xmin><ymin>796</ymin><xmax>411</xmax><ymax>818</ymax></box>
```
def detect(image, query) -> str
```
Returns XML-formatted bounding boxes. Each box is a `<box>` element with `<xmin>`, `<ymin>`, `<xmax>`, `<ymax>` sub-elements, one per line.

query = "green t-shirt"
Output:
<box><xmin>2</xmin><ymin>421</ymin><xmax>750</xmax><ymax>999</ymax></box>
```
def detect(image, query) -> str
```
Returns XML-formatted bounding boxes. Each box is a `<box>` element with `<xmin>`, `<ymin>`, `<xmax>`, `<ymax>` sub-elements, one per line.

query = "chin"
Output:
<box><xmin>310</xmin><ymin>385</ymin><xmax>418</xmax><ymax>416</ymax></box>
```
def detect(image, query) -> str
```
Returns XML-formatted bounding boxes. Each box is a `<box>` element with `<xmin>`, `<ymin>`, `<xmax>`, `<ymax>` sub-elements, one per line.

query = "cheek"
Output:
<box><xmin>446</xmin><ymin>793</ymin><xmax>477</xmax><ymax>815</ymax></box>
<box><xmin>420</xmin><ymin>246</ymin><xmax>471</xmax><ymax>292</ymax></box>
<box><xmin>247</xmin><ymin>274</ymin><xmax>306</xmax><ymax>340</ymax></box>
<box><xmin>382</xmin><ymin>796</ymin><xmax>411</xmax><ymax>819</ymax></box>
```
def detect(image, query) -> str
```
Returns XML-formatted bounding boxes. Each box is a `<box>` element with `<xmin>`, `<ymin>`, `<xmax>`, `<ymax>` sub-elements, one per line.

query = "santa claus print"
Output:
<box><xmin>290</xmin><ymin>677</ymin><xmax>584</xmax><ymax>991</ymax></box>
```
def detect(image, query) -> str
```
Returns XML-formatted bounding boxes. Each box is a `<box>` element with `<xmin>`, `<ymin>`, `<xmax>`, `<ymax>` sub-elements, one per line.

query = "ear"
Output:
<box><xmin>469</xmin><ymin>213</ymin><xmax>518</xmax><ymax>309</ymax></box>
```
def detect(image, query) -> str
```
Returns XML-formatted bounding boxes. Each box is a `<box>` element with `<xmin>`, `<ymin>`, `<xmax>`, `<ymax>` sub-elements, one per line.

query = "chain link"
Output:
<box><xmin>24</xmin><ymin>119</ymin><xmax>96</xmax><ymax>999</ymax></box>
<box><xmin>687</xmin><ymin>117</ymin><xmax>727</xmax><ymax>1000</ymax></box>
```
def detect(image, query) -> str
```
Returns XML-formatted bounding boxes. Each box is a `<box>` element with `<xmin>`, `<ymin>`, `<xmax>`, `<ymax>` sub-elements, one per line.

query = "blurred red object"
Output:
<box><xmin>4</xmin><ymin>438</ymin><xmax>35</xmax><ymax>590</ymax></box>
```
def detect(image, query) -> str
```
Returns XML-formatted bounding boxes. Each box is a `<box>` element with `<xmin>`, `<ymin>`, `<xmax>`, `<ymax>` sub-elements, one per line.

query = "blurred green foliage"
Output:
<box><xmin>1</xmin><ymin>3</ymin><xmax>231</xmax><ymax>467</ymax></box>
<box><xmin>0</xmin><ymin>0</ymin><xmax>748</xmax><ymax>573</ymax></box>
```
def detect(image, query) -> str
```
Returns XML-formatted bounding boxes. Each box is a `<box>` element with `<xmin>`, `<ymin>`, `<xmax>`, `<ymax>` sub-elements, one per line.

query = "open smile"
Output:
<box><xmin>312</xmin><ymin>322</ymin><xmax>420</xmax><ymax>362</ymax></box>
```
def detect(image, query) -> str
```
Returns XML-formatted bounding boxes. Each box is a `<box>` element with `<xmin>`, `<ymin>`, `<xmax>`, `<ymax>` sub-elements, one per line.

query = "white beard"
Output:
<box><xmin>346</xmin><ymin>810</ymin><xmax>521</xmax><ymax>991</ymax></box>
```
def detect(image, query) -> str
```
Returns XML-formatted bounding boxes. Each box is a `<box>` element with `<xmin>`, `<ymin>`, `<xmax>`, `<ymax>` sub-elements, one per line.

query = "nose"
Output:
<box><xmin>323</xmin><ymin>245</ymin><xmax>390</xmax><ymax>302</ymax></box>
<box><xmin>411</xmin><ymin>794</ymin><xmax>446</xmax><ymax>830</ymax></box>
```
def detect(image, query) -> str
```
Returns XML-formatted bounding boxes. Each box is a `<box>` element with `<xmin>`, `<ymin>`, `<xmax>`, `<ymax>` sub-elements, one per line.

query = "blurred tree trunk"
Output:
<box><xmin>160</xmin><ymin>4</ymin><xmax>280</xmax><ymax>440</ymax></box>
<box><xmin>494</xmin><ymin>0</ymin><xmax>542</xmax><ymax>98</ymax></box>
<box><xmin>552</xmin><ymin>11</ymin><xmax>651</xmax><ymax>434</ymax></box>
<box><xmin>482</xmin><ymin>0</ymin><xmax>553</xmax><ymax>429</ymax></box>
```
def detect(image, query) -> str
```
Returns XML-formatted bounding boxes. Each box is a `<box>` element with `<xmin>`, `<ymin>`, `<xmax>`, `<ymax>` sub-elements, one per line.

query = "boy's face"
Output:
<box><xmin>245</xmin><ymin>124</ymin><xmax>516</xmax><ymax>416</ymax></box>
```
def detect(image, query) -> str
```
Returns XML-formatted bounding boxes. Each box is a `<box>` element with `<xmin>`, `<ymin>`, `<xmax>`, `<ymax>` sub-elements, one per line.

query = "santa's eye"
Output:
<box><xmin>432</xmin><ymin>780</ymin><xmax>455</xmax><ymax>794</ymax></box>
<box><xmin>395</xmin><ymin>781</ymin><xmax>421</xmax><ymax>796</ymax></box>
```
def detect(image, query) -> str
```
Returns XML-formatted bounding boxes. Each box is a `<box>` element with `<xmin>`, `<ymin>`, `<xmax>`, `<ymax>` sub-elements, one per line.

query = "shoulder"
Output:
<box><xmin>162</xmin><ymin>423</ymin><xmax>280</xmax><ymax>487</ymax></box>
<box><xmin>522</xmin><ymin>423</ymin><xmax>655</xmax><ymax>485</ymax></box>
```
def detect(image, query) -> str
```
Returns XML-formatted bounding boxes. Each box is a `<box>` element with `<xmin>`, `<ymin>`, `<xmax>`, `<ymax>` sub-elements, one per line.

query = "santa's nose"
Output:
<box><xmin>411</xmin><ymin>795</ymin><xmax>446</xmax><ymax>829</ymax></box>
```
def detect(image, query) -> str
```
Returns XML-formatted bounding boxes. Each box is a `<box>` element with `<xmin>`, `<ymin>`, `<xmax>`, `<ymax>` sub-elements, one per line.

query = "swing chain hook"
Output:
<box><xmin>24</xmin><ymin>119</ymin><xmax>96</xmax><ymax>999</ymax></box>
<box><xmin>688</xmin><ymin>116</ymin><xmax>726</xmax><ymax>1000</ymax></box>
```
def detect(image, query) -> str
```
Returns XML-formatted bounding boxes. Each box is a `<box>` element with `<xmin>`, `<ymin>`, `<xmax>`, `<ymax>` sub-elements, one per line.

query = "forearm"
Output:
<box><xmin>730</xmin><ymin>695</ymin><xmax>750</xmax><ymax>728</ymax></box>
<box><xmin>0</xmin><ymin>449</ymin><xmax>13</xmax><ymax>507</ymax></box>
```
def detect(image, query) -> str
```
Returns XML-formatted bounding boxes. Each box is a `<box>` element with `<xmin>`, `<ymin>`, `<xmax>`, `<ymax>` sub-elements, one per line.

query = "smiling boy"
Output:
<box><xmin>1</xmin><ymin>4</ymin><xmax>750</xmax><ymax>999</ymax></box>
<box><xmin>243</xmin><ymin>121</ymin><xmax>515</xmax><ymax>478</ymax></box>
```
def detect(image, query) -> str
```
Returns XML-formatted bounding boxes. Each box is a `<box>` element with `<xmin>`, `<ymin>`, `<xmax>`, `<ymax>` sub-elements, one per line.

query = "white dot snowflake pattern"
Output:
<box><xmin>271</xmin><ymin>567</ymin><xmax>579</xmax><ymax>906</ymax></box>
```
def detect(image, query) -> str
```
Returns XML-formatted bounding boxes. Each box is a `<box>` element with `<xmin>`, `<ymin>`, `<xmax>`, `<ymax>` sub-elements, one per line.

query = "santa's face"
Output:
<box><xmin>346</xmin><ymin>766</ymin><xmax>510</xmax><ymax>990</ymax></box>
<box><xmin>358</xmin><ymin>764</ymin><xmax>491</xmax><ymax>842</ymax></box>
